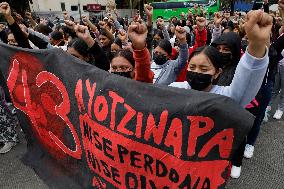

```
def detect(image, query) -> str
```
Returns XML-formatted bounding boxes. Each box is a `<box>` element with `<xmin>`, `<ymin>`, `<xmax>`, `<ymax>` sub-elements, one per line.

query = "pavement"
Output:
<box><xmin>0</xmin><ymin>109</ymin><xmax>284</xmax><ymax>189</ymax></box>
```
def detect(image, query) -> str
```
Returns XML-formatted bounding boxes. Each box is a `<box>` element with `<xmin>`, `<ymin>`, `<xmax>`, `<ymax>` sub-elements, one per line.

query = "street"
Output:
<box><xmin>0</xmin><ymin>111</ymin><xmax>284</xmax><ymax>189</ymax></box>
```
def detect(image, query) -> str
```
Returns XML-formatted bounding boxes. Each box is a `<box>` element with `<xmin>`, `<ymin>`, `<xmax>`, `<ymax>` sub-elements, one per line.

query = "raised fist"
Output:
<box><xmin>196</xmin><ymin>17</ymin><xmax>206</xmax><ymax>30</ymax></box>
<box><xmin>99</xmin><ymin>21</ymin><xmax>107</xmax><ymax>30</ymax></box>
<box><xmin>81</xmin><ymin>15</ymin><xmax>89</xmax><ymax>26</ymax></box>
<box><xmin>144</xmin><ymin>4</ymin><xmax>153</xmax><ymax>17</ymax></box>
<box><xmin>64</xmin><ymin>20</ymin><xmax>75</xmax><ymax>30</ymax></box>
<box><xmin>118</xmin><ymin>29</ymin><xmax>127</xmax><ymax>41</ymax></box>
<box><xmin>40</xmin><ymin>18</ymin><xmax>48</xmax><ymax>25</ymax></box>
<box><xmin>214</xmin><ymin>12</ymin><xmax>222</xmax><ymax>25</ymax></box>
<box><xmin>0</xmin><ymin>2</ymin><xmax>11</xmax><ymax>17</ymax></box>
<box><xmin>74</xmin><ymin>24</ymin><xmax>94</xmax><ymax>47</ymax></box>
<box><xmin>244</xmin><ymin>10</ymin><xmax>272</xmax><ymax>57</ymax></box>
<box><xmin>128</xmin><ymin>22</ymin><xmax>147</xmax><ymax>50</ymax></box>
<box><xmin>175</xmin><ymin>26</ymin><xmax>187</xmax><ymax>44</ymax></box>
<box><xmin>244</xmin><ymin>10</ymin><xmax>272</xmax><ymax>44</ymax></box>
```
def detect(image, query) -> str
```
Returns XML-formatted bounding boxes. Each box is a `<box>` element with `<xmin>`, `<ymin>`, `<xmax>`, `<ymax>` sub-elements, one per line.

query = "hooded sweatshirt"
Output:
<box><xmin>211</xmin><ymin>32</ymin><xmax>241</xmax><ymax>86</ymax></box>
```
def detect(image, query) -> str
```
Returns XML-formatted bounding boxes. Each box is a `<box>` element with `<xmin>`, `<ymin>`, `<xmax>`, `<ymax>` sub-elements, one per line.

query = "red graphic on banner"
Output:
<box><xmin>7</xmin><ymin>52</ymin><xmax>82</xmax><ymax>159</ymax></box>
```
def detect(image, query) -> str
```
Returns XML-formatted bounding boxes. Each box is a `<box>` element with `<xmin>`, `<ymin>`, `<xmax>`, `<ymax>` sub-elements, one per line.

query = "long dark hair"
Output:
<box><xmin>189</xmin><ymin>46</ymin><xmax>223</xmax><ymax>69</ymax></box>
<box><xmin>112</xmin><ymin>49</ymin><xmax>135</xmax><ymax>67</ymax></box>
<box><xmin>68</xmin><ymin>38</ymin><xmax>92</xmax><ymax>60</ymax></box>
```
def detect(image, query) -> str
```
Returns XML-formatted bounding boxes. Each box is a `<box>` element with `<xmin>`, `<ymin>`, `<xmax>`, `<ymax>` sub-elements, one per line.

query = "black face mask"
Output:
<box><xmin>111</xmin><ymin>71</ymin><xmax>132</xmax><ymax>79</ymax></box>
<box><xmin>221</xmin><ymin>52</ymin><xmax>233</xmax><ymax>67</ymax></box>
<box><xmin>186</xmin><ymin>71</ymin><xmax>213</xmax><ymax>91</ymax></box>
<box><xmin>153</xmin><ymin>53</ymin><xmax>168</xmax><ymax>65</ymax></box>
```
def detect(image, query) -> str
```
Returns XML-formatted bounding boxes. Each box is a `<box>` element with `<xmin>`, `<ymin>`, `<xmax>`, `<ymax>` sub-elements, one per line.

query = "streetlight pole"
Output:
<box><xmin>78</xmin><ymin>0</ymin><xmax>82</xmax><ymax>21</ymax></box>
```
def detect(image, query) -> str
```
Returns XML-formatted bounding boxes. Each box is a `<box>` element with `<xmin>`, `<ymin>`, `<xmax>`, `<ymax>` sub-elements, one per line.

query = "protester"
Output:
<box><xmin>211</xmin><ymin>32</ymin><xmax>242</xmax><ymax>86</ymax></box>
<box><xmin>151</xmin><ymin>26</ymin><xmax>188</xmax><ymax>85</ymax></box>
<box><xmin>234</xmin><ymin>1</ymin><xmax>284</xmax><ymax>179</ymax></box>
<box><xmin>110</xmin><ymin>21</ymin><xmax>154</xmax><ymax>83</ymax></box>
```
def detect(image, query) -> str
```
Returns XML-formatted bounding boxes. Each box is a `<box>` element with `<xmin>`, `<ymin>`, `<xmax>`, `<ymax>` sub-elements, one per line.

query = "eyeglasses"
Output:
<box><xmin>110</xmin><ymin>66</ymin><xmax>133</xmax><ymax>72</ymax></box>
<box><xmin>7</xmin><ymin>39</ymin><xmax>17</xmax><ymax>44</ymax></box>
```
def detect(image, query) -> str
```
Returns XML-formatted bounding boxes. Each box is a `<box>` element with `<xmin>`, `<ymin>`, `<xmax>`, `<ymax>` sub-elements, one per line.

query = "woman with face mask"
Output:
<box><xmin>110</xmin><ymin>21</ymin><xmax>154</xmax><ymax>83</ymax></box>
<box><xmin>211</xmin><ymin>31</ymin><xmax>242</xmax><ymax>86</ymax></box>
<box><xmin>110</xmin><ymin>50</ymin><xmax>135</xmax><ymax>78</ymax></box>
<box><xmin>151</xmin><ymin>26</ymin><xmax>188</xmax><ymax>85</ymax></box>
<box><xmin>170</xmin><ymin>10</ymin><xmax>271</xmax><ymax>109</ymax></box>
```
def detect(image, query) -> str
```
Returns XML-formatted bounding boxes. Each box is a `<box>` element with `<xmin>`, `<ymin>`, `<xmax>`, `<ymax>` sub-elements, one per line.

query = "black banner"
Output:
<box><xmin>0</xmin><ymin>43</ymin><xmax>253</xmax><ymax>189</ymax></box>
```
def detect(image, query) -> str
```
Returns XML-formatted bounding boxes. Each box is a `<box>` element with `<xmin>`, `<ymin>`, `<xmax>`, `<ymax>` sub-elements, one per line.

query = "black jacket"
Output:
<box><xmin>89</xmin><ymin>42</ymin><xmax>110</xmax><ymax>71</ymax></box>
<box><xmin>8</xmin><ymin>22</ymin><xmax>31</xmax><ymax>49</ymax></box>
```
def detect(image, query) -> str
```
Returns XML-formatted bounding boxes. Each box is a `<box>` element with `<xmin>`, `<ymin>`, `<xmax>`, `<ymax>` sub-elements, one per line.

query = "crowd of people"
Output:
<box><xmin>0</xmin><ymin>0</ymin><xmax>283</xmax><ymax>181</ymax></box>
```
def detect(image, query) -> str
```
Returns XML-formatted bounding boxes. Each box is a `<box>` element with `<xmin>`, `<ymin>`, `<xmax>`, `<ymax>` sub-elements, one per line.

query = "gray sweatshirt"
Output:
<box><xmin>151</xmin><ymin>43</ymin><xmax>189</xmax><ymax>85</ymax></box>
<box><xmin>169</xmin><ymin>48</ymin><xmax>269</xmax><ymax>108</ymax></box>
<box><xmin>27</xmin><ymin>28</ymin><xmax>53</xmax><ymax>49</ymax></box>
<box><xmin>211</xmin><ymin>25</ymin><xmax>223</xmax><ymax>43</ymax></box>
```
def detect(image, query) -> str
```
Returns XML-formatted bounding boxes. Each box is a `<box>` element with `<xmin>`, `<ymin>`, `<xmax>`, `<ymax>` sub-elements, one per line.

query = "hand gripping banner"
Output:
<box><xmin>0</xmin><ymin>43</ymin><xmax>253</xmax><ymax>189</ymax></box>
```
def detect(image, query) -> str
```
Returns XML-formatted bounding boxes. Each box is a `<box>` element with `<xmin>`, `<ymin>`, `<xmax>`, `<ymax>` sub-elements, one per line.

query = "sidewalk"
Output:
<box><xmin>0</xmin><ymin>119</ymin><xmax>284</xmax><ymax>189</ymax></box>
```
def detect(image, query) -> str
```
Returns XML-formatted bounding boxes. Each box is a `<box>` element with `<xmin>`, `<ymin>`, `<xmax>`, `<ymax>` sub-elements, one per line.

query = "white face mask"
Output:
<box><xmin>281</xmin><ymin>49</ymin><xmax>284</xmax><ymax>58</ymax></box>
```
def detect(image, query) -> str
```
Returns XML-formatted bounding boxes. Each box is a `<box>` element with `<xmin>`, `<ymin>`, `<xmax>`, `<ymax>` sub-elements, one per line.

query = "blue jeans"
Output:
<box><xmin>247</xmin><ymin>80</ymin><xmax>273</xmax><ymax>145</ymax></box>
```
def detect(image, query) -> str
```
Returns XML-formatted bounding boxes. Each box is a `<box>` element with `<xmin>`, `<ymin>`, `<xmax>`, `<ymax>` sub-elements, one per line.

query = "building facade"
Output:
<box><xmin>29</xmin><ymin>0</ymin><xmax>109</xmax><ymax>12</ymax></box>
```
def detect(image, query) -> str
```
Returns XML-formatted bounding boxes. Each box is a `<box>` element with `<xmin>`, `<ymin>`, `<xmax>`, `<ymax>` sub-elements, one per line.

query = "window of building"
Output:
<box><xmin>71</xmin><ymin>5</ymin><xmax>78</xmax><ymax>11</ymax></box>
<box><xmin>61</xmin><ymin>2</ymin><xmax>66</xmax><ymax>11</ymax></box>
